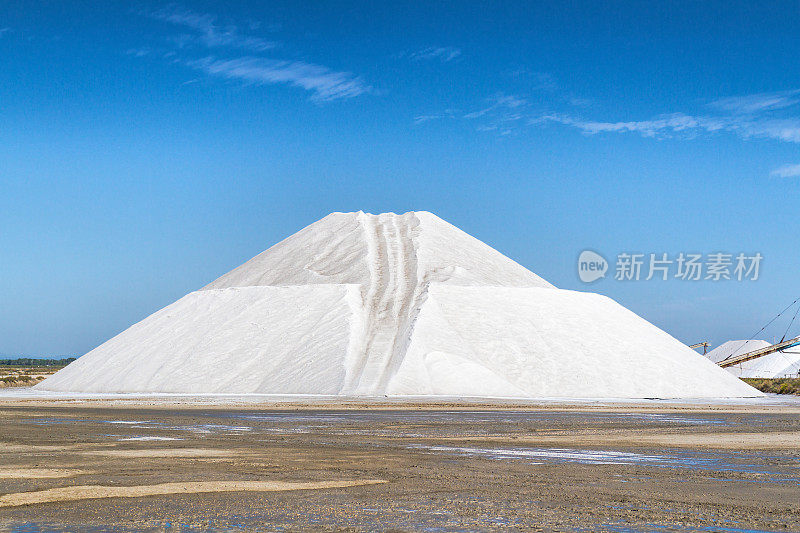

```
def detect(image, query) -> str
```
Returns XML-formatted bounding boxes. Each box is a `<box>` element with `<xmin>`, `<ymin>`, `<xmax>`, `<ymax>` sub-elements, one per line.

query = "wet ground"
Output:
<box><xmin>0</xmin><ymin>401</ymin><xmax>799</xmax><ymax>531</ymax></box>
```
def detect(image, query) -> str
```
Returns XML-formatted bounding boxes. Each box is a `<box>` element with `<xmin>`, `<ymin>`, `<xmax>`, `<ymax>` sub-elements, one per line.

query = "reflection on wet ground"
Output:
<box><xmin>589</xmin><ymin>524</ymin><xmax>783</xmax><ymax>533</ymax></box>
<box><xmin>406</xmin><ymin>444</ymin><xmax>800</xmax><ymax>483</ymax></box>
<box><xmin>214</xmin><ymin>409</ymin><xmax>735</xmax><ymax>428</ymax></box>
<box><xmin>19</xmin><ymin>410</ymin><xmax>744</xmax><ymax>442</ymax></box>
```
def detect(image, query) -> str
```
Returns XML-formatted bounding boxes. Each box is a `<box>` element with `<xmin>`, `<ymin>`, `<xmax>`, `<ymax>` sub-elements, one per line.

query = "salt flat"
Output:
<box><xmin>0</xmin><ymin>403</ymin><xmax>798</xmax><ymax>531</ymax></box>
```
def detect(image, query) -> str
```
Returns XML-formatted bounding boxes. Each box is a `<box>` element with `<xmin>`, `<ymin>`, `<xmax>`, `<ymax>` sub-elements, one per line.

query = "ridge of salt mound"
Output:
<box><xmin>38</xmin><ymin>211</ymin><xmax>761</xmax><ymax>398</ymax></box>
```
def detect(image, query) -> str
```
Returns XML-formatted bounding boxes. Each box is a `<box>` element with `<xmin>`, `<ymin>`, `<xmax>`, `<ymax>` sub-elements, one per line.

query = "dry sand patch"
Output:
<box><xmin>0</xmin><ymin>468</ymin><xmax>87</xmax><ymax>479</ymax></box>
<box><xmin>0</xmin><ymin>479</ymin><xmax>387</xmax><ymax>507</ymax></box>
<box><xmin>0</xmin><ymin>443</ymin><xmax>114</xmax><ymax>454</ymax></box>
<box><xmin>636</xmin><ymin>431</ymin><xmax>800</xmax><ymax>449</ymax></box>
<box><xmin>431</xmin><ymin>430</ymin><xmax>800</xmax><ymax>450</ymax></box>
<box><xmin>87</xmin><ymin>448</ymin><xmax>242</xmax><ymax>458</ymax></box>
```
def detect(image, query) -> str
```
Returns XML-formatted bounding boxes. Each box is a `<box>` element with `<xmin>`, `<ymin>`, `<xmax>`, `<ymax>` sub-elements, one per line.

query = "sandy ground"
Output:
<box><xmin>0</xmin><ymin>480</ymin><xmax>387</xmax><ymax>508</ymax></box>
<box><xmin>0</xmin><ymin>397</ymin><xmax>799</xmax><ymax>531</ymax></box>
<box><xmin>0</xmin><ymin>469</ymin><xmax>88</xmax><ymax>480</ymax></box>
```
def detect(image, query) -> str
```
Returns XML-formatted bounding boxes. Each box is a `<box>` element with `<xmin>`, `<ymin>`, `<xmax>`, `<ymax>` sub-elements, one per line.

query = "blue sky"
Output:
<box><xmin>2</xmin><ymin>1</ymin><xmax>799</xmax><ymax>357</ymax></box>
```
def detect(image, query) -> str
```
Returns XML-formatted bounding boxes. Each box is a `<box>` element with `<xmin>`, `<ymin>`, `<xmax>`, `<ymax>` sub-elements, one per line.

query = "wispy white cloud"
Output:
<box><xmin>415</xmin><ymin>73</ymin><xmax>590</xmax><ymax>135</ymax></box>
<box><xmin>413</xmin><ymin>115</ymin><xmax>442</xmax><ymax>125</ymax></box>
<box><xmin>409</xmin><ymin>46</ymin><xmax>462</xmax><ymax>63</ymax></box>
<box><xmin>541</xmin><ymin>113</ymin><xmax>717</xmax><ymax>137</ymax></box>
<box><xmin>708</xmin><ymin>90</ymin><xmax>800</xmax><ymax>115</ymax></box>
<box><xmin>418</xmin><ymin>78</ymin><xmax>800</xmax><ymax>142</ymax></box>
<box><xmin>567</xmin><ymin>96</ymin><xmax>593</xmax><ymax>108</ymax></box>
<box><xmin>770</xmin><ymin>163</ymin><xmax>800</xmax><ymax>178</ymax></box>
<box><xmin>414</xmin><ymin>93</ymin><xmax>529</xmax><ymax>132</ymax></box>
<box><xmin>414</xmin><ymin>114</ymin><xmax>448</xmax><ymax>125</ymax></box>
<box><xmin>538</xmin><ymin>112</ymin><xmax>800</xmax><ymax>143</ymax></box>
<box><xmin>413</xmin><ymin>109</ymin><xmax>459</xmax><ymax>125</ymax></box>
<box><xmin>147</xmin><ymin>5</ymin><xmax>277</xmax><ymax>52</ymax></box>
<box><xmin>188</xmin><ymin>56</ymin><xmax>371</xmax><ymax>101</ymax></box>
<box><xmin>126</xmin><ymin>47</ymin><xmax>152</xmax><ymax>58</ymax></box>
<box><xmin>133</xmin><ymin>5</ymin><xmax>371</xmax><ymax>102</ymax></box>
<box><xmin>455</xmin><ymin>94</ymin><xmax>528</xmax><ymax>136</ymax></box>
<box><xmin>728</xmin><ymin>118</ymin><xmax>800</xmax><ymax>143</ymax></box>
<box><xmin>560</xmin><ymin>89</ymin><xmax>800</xmax><ymax>143</ymax></box>
<box><xmin>506</xmin><ymin>68</ymin><xmax>558</xmax><ymax>91</ymax></box>
<box><xmin>464</xmin><ymin>93</ymin><xmax>527</xmax><ymax>119</ymax></box>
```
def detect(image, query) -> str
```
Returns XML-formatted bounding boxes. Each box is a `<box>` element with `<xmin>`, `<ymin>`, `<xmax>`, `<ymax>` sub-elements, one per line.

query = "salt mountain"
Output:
<box><xmin>39</xmin><ymin>211</ymin><xmax>758</xmax><ymax>398</ymax></box>
<box><xmin>706</xmin><ymin>340</ymin><xmax>800</xmax><ymax>379</ymax></box>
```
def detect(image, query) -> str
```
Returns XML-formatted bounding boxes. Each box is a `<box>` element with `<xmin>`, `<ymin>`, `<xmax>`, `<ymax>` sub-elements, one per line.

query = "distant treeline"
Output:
<box><xmin>0</xmin><ymin>357</ymin><xmax>76</xmax><ymax>367</ymax></box>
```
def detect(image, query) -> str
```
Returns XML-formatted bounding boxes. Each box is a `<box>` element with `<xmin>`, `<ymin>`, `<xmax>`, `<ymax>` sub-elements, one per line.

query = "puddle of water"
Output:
<box><xmin>409</xmin><ymin>444</ymin><xmax>669</xmax><ymax>465</ymax></box>
<box><xmin>98</xmin><ymin>420</ymin><xmax>253</xmax><ymax>435</ymax></box>
<box><xmin>592</xmin><ymin>523</ymin><xmax>784</xmax><ymax>533</ymax></box>
<box><xmin>22</xmin><ymin>417</ymin><xmax>88</xmax><ymax>425</ymax></box>
<box><xmin>194</xmin><ymin>423</ymin><xmax>252</xmax><ymax>432</ymax></box>
<box><xmin>601</xmin><ymin>413</ymin><xmax>728</xmax><ymax>426</ymax></box>
<box><xmin>25</xmin><ymin>411</ymin><xmax>740</xmax><ymax>444</ymax></box>
<box><xmin>6</xmin><ymin>524</ymin><xmax>135</xmax><ymax>533</ymax></box>
<box><xmin>117</xmin><ymin>436</ymin><xmax>182</xmax><ymax>441</ymax></box>
<box><xmin>210</xmin><ymin>410</ymin><xmax>733</xmax><ymax>429</ymax></box>
<box><xmin>4</xmin><ymin>519</ymin><xmax>783</xmax><ymax>533</ymax></box>
<box><xmin>406</xmin><ymin>444</ymin><xmax>800</xmax><ymax>483</ymax></box>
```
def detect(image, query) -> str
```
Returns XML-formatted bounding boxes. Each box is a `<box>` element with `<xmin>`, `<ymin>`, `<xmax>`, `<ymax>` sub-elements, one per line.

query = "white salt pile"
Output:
<box><xmin>706</xmin><ymin>340</ymin><xmax>800</xmax><ymax>379</ymax></box>
<box><xmin>39</xmin><ymin>211</ymin><xmax>758</xmax><ymax>398</ymax></box>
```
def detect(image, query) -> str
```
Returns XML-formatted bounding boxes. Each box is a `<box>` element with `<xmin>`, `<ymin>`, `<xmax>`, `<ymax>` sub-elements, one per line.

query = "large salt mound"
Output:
<box><xmin>707</xmin><ymin>340</ymin><xmax>800</xmax><ymax>379</ymax></box>
<box><xmin>39</xmin><ymin>211</ymin><xmax>759</xmax><ymax>398</ymax></box>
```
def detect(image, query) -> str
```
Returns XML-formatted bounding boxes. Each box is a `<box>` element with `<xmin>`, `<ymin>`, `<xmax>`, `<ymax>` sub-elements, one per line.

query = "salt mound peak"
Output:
<box><xmin>39</xmin><ymin>211</ymin><xmax>759</xmax><ymax>398</ymax></box>
<box><xmin>203</xmin><ymin>211</ymin><xmax>553</xmax><ymax>291</ymax></box>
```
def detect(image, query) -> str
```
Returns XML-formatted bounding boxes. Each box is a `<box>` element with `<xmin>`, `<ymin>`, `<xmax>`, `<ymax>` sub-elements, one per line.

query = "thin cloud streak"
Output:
<box><xmin>534</xmin><ymin>109</ymin><xmax>800</xmax><ymax>143</ymax></box>
<box><xmin>413</xmin><ymin>109</ymin><xmax>458</xmax><ymax>125</ymax></box>
<box><xmin>148</xmin><ymin>5</ymin><xmax>278</xmax><ymax>52</ymax></box>
<box><xmin>189</xmin><ymin>56</ymin><xmax>371</xmax><ymax>101</ymax></box>
<box><xmin>506</xmin><ymin>69</ymin><xmax>559</xmax><ymax>91</ymax></box>
<box><xmin>770</xmin><ymin>163</ymin><xmax>800</xmax><ymax>178</ymax></box>
<box><xmin>414</xmin><ymin>93</ymin><xmax>529</xmax><ymax>131</ymax></box>
<box><xmin>464</xmin><ymin>94</ymin><xmax>527</xmax><ymax>119</ymax></box>
<box><xmin>413</xmin><ymin>114</ymin><xmax>447</xmax><ymax>125</ymax></box>
<box><xmin>126</xmin><ymin>47</ymin><xmax>152</xmax><ymax>58</ymax></box>
<box><xmin>418</xmin><ymin>83</ymin><xmax>800</xmax><ymax>142</ymax></box>
<box><xmin>134</xmin><ymin>5</ymin><xmax>371</xmax><ymax>101</ymax></box>
<box><xmin>409</xmin><ymin>46</ymin><xmax>462</xmax><ymax>63</ymax></box>
<box><xmin>540</xmin><ymin>113</ymin><xmax>722</xmax><ymax>137</ymax></box>
<box><xmin>415</xmin><ymin>74</ymin><xmax>589</xmax><ymax>134</ymax></box>
<box><xmin>708</xmin><ymin>90</ymin><xmax>800</xmax><ymax>115</ymax></box>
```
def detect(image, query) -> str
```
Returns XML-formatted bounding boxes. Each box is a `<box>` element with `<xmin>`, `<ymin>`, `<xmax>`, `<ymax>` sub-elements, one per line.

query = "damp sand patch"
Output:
<box><xmin>0</xmin><ymin>479</ymin><xmax>387</xmax><ymax>507</ymax></box>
